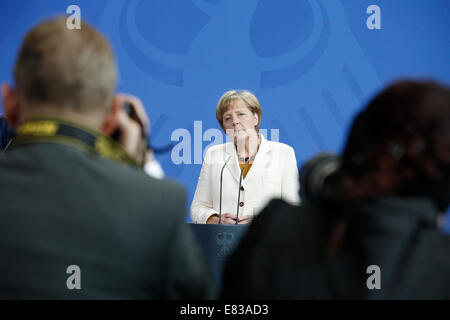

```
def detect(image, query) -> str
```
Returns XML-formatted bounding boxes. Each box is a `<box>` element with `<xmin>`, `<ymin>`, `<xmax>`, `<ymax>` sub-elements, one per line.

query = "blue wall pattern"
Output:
<box><xmin>0</xmin><ymin>0</ymin><xmax>449</xmax><ymax>228</ymax></box>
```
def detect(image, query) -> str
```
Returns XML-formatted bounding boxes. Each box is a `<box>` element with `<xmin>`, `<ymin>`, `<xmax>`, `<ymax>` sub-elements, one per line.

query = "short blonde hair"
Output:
<box><xmin>216</xmin><ymin>90</ymin><xmax>262</xmax><ymax>132</ymax></box>
<box><xmin>14</xmin><ymin>16</ymin><xmax>117</xmax><ymax>115</ymax></box>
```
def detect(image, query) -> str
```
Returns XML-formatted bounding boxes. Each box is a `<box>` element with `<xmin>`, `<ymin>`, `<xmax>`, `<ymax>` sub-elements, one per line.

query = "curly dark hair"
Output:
<box><xmin>335</xmin><ymin>80</ymin><xmax>450</xmax><ymax>209</ymax></box>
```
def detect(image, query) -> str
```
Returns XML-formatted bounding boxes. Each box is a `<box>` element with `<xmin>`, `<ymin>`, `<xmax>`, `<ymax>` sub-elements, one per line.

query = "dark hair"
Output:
<box><xmin>335</xmin><ymin>80</ymin><xmax>450</xmax><ymax>208</ymax></box>
<box><xmin>14</xmin><ymin>17</ymin><xmax>117</xmax><ymax>113</ymax></box>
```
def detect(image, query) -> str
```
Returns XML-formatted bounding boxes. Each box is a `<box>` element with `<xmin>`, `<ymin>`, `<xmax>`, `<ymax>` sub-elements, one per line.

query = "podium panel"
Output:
<box><xmin>189</xmin><ymin>223</ymin><xmax>249</xmax><ymax>289</ymax></box>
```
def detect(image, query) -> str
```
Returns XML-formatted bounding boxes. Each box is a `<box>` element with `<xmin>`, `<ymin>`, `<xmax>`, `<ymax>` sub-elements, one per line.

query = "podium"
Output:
<box><xmin>189</xmin><ymin>223</ymin><xmax>249</xmax><ymax>289</ymax></box>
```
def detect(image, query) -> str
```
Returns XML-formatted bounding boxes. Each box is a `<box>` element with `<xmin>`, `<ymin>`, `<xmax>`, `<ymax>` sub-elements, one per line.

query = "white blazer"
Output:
<box><xmin>191</xmin><ymin>135</ymin><xmax>300</xmax><ymax>223</ymax></box>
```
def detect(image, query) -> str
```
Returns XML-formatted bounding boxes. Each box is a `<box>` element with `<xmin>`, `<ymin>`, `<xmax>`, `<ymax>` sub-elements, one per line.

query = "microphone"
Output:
<box><xmin>235</xmin><ymin>156</ymin><xmax>252</xmax><ymax>225</ymax></box>
<box><xmin>219</xmin><ymin>156</ymin><xmax>232</xmax><ymax>224</ymax></box>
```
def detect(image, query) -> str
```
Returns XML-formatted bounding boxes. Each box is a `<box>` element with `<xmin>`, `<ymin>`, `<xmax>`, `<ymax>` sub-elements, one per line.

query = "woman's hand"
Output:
<box><xmin>237</xmin><ymin>216</ymin><xmax>254</xmax><ymax>225</ymax></box>
<box><xmin>206</xmin><ymin>213</ymin><xmax>238</xmax><ymax>224</ymax></box>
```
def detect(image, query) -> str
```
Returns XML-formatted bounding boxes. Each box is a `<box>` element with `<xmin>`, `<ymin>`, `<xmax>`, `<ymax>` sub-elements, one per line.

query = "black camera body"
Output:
<box><xmin>111</xmin><ymin>101</ymin><xmax>147</xmax><ymax>141</ymax></box>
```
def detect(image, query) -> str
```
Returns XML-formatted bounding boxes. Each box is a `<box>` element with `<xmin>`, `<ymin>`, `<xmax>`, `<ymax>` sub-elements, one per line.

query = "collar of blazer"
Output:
<box><xmin>224</xmin><ymin>134</ymin><xmax>272</xmax><ymax>185</ymax></box>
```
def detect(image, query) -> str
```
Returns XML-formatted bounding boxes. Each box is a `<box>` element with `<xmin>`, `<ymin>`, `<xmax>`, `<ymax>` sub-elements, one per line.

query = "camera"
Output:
<box><xmin>111</xmin><ymin>101</ymin><xmax>147</xmax><ymax>142</ymax></box>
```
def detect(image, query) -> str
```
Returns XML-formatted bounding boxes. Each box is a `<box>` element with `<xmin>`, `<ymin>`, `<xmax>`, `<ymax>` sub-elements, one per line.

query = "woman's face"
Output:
<box><xmin>222</xmin><ymin>99</ymin><xmax>259</xmax><ymax>140</ymax></box>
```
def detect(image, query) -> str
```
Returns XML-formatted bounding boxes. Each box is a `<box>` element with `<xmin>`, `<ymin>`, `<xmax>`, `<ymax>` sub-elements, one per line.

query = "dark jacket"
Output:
<box><xmin>222</xmin><ymin>197</ymin><xmax>450</xmax><ymax>299</ymax></box>
<box><xmin>0</xmin><ymin>141</ymin><xmax>214</xmax><ymax>299</ymax></box>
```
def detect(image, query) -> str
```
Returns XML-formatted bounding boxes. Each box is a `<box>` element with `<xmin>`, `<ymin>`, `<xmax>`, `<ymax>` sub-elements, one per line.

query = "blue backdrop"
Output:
<box><xmin>1</xmin><ymin>0</ymin><xmax>449</xmax><ymax>228</ymax></box>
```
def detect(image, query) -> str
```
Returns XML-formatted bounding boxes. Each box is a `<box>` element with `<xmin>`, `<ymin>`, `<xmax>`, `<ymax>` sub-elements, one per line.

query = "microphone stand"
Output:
<box><xmin>236</xmin><ymin>157</ymin><xmax>252</xmax><ymax>225</ymax></box>
<box><xmin>219</xmin><ymin>157</ymin><xmax>231</xmax><ymax>224</ymax></box>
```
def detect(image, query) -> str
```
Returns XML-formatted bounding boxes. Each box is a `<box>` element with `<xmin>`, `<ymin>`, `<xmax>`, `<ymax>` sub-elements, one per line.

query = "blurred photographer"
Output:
<box><xmin>0</xmin><ymin>17</ymin><xmax>213</xmax><ymax>299</ymax></box>
<box><xmin>0</xmin><ymin>114</ymin><xmax>15</xmax><ymax>151</ymax></box>
<box><xmin>223</xmin><ymin>80</ymin><xmax>450</xmax><ymax>299</ymax></box>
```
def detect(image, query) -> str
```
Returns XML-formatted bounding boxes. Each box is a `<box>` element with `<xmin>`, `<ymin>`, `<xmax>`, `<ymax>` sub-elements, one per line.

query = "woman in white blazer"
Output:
<box><xmin>191</xmin><ymin>90</ymin><xmax>300</xmax><ymax>224</ymax></box>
